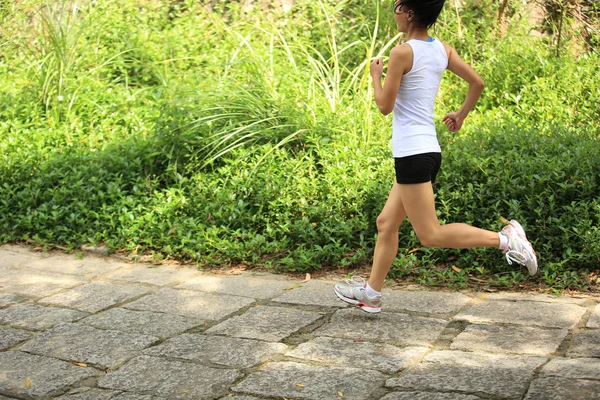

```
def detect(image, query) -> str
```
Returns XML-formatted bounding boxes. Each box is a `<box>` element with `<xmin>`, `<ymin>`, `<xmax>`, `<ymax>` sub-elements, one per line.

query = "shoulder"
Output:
<box><xmin>442</xmin><ymin>43</ymin><xmax>454</xmax><ymax>59</ymax></box>
<box><xmin>390</xmin><ymin>43</ymin><xmax>412</xmax><ymax>59</ymax></box>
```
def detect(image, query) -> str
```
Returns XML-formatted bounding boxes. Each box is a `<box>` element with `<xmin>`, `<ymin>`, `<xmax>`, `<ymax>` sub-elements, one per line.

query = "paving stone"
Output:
<box><xmin>20</xmin><ymin>323</ymin><xmax>159</xmax><ymax>369</ymax></box>
<box><xmin>587</xmin><ymin>304</ymin><xmax>600</xmax><ymax>328</ymax></box>
<box><xmin>99</xmin><ymin>355</ymin><xmax>242</xmax><ymax>399</ymax></box>
<box><xmin>455</xmin><ymin>300</ymin><xmax>587</xmax><ymax>329</ymax></box>
<box><xmin>144</xmin><ymin>333</ymin><xmax>288</xmax><ymax>368</ymax></box>
<box><xmin>0</xmin><ymin>326</ymin><xmax>32</xmax><ymax>350</ymax></box>
<box><xmin>0</xmin><ymin>246</ymin><xmax>38</xmax><ymax>268</ymax></box>
<box><xmin>450</xmin><ymin>324</ymin><xmax>568</xmax><ymax>356</ymax></box>
<box><xmin>381</xmin><ymin>393</ymin><xmax>483</xmax><ymax>400</ymax></box>
<box><xmin>272</xmin><ymin>280</ymin><xmax>350</xmax><ymax>307</ymax></box>
<box><xmin>385</xmin><ymin>290</ymin><xmax>471</xmax><ymax>315</ymax></box>
<box><xmin>476</xmin><ymin>292</ymin><xmax>590</xmax><ymax>305</ymax></box>
<box><xmin>124</xmin><ymin>288</ymin><xmax>254</xmax><ymax>320</ymax></box>
<box><xmin>232</xmin><ymin>361</ymin><xmax>386</xmax><ymax>400</ymax></box>
<box><xmin>525</xmin><ymin>377</ymin><xmax>600</xmax><ymax>400</ymax></box>
<box><xmin>567</xmin><ymin>329</ymin><xmax>600</xmax><ymax>358</ymax></box>
<box><xmin>81</xmin><ymin>308</ymin><xmax>202</xmax><ymax>338</ymax></box>
<box><xmin>0</xmin><ymin>268</ymin><xmax>86</xmax><ymax>298</ymax></box>
<box><xmin>113</xmin><ymin>394</ymin><xmax>165</xmax><ymax>400</ymax></box>
<box><xmin>103</xmin><ymin>265</ymin><xmax>200</xmax><ymax>286</ymax></box>
<box><xmin>206</xmin><ymin>305</ymin><xmax>323</xmax><ymax>341</ymax></box>
<box><xmin>175</xmin><ymin>274</ymin><xmax>294</xmax><ymax>299</ymax></box>
<box><xmin>0</xmin><ymin>351</ymin><xmax>98</xmax><ymax>398</ymax></box>
<box><xmin>0</xmin><ymin>293</ymin><xmax>27</xmax><ymax>308</ymax></box>
<box><xmin>57</xmin><ymin>388</ymin><xmax>121</xmax><ymax>399</ymax></box>
<box><xmin>386</xmin><ymin>350</ymin><xmax>547</xmax><ymax>399</ymax></box>
<box><xmin>219</xmin><ymin>397</ymin><xmax>264</xmax><ymax>400</ymax></box>
<box><xmin>24</xmin><ymin>254</ymin><xmax>127</xmax><ymax>278</ymax></box>
<box><xmin>0</xmin><ymin>303</ymin><xmax>87</xmax><ymax>330</ymax></box>
<box><xmin>539</xmin><ymin>357</ymin><xmax>600</xmax><ymax>379</ymax></box>
<box><xmin>316</xmin><ymin>308</ymin><xmax>448</xmax><ymax>346</ymax></box>
<box><xmin>286</xmin><ymin>336</ymin><xmax>428</xmax><ymax>374</ymax></box>
<box><xmin>39</xmin><ymin>282</ymin><xmax>151</xmax><ymax>313</ymax></box>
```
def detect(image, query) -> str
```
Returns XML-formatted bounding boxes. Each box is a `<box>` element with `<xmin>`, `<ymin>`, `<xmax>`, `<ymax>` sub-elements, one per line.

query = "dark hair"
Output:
<box><xmin>395</xmin><ymin>0</ymin><xmax>446</xmax><ymax>29</ymax></box>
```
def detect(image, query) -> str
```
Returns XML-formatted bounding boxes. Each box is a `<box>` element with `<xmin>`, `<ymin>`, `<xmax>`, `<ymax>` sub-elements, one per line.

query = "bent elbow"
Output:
<box><xmin>379</xmin><ymin>104</ymin><xmax>394</xmax><ymax>116</ymax></box>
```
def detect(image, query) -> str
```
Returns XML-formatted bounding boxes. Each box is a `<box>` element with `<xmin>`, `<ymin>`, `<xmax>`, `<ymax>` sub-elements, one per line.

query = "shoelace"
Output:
<box><xmin>345</xmin><ymin>275</ymin><xmax>366</xmax><ymax>287</ymax></box>
<box><xmin>505</xmin><ymin>250</ymin><xmax>527</xmax><ymax>266</ymax></box>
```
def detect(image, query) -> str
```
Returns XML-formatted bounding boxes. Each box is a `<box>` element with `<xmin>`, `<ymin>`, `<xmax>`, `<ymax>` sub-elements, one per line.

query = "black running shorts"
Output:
<box><xmin>394</xmin><ymin>152</ymin><xmax>442</xmax><ymax>184</ymax></box>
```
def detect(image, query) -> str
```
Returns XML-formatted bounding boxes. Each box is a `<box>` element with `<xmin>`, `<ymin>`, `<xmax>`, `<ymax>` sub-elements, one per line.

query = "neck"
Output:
<box><xmin>405</xmin><ymin>26</ymin><xmax>429</xmax><ymax>41</ymax></box>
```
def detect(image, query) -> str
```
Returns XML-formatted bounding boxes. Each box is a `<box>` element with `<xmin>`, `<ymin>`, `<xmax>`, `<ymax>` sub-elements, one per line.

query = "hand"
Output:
<box><xmin>442</xmin><ymin>111</ymin><xmax>464</xmax><ymax>132</ymax></box>
<box><xmin>370</xmin><ymin>57</ymin><xmax>384</xmax><ymax>79</ymax></box>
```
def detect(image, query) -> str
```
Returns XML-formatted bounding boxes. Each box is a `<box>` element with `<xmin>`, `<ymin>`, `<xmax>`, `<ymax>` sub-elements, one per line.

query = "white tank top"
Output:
<box><xmin>391</xmin><ymin>38</ymin><xmax>448</xmax><ymax>158</ymax></box>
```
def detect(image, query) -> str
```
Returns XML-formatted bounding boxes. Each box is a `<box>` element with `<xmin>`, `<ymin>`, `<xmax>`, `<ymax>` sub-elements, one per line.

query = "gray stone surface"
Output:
<box><xmin>124</xmin><ymin>288</ymin><xmax>254</xmax><ymax>320</ymax></box>
<box><xmin>219</xmin><ymin>397</ymin><xmax>263</xmax><ymax>400</ymax></box>
<box><xmin>450</xmin><ymin>324</ymin><xmax>568</xmax><ymax>356</ymax></box>
<box><xmin>24</xmin><ymin>254</ymin><xmax>127</xmax><ymax>277</ymax></box>
<box><xmin>81</xmin><ymin>307</ymin><xmax>202</xmax><ymax>338</ymax></box>
<box><xmin>317</xmin><ymin>308</ymin><xmax>448</xmax><ymax>346</ymax></box>
<box><xmin>0</xmin><ymin>268</ymin><xmax>86</xmax><ymax>298</ymax></box>
<box><xmin>99</xmin><ymin>355</ymin><xmax>242</xmax><ymax>399</ymax></box>
<box><xmin>525</xmin><ymin>377</ymin><xmax>600</xmax><ymax>400</ymax></box>
<box><xmin>567</xmin><ymin>329</ymin><xmax>600</xmax><ymax>358</ymax></box>
<box><xmin>176</xmin><ymin>274</ymin><xmax>295</xmax><ymax>299</ymax></box>
<box><xmin>57</xmin><ymin>388</ymin><xmax>121</xmax><ymax>399</ymax></box>
<box><xmin>0</xmin><ymin>246</ymin><xmax>37</xmax><ymax>268</ymax></box>
<box><xmin>539</xmin><ymin>357</ymin><xmax>600</xmax><ymax>379</ymax></box>
<box><xmin>39</xmin><ymin>282</ymin><xmax>151</xmax><ymax>313</ymax></box>
<box><xmin>455</xmin><ymin>300</ymin><xmax>587</xmax><ymax>329</ymax></box>
<box><xmin>233</xmin><ymin>361</ymin><xmax>386</xmax><ymax>400</ymax></box>
<box><xmin>385</xmin><ymin>290</ymin><xmax>472</xmax><ymax>315</ymax></box>
<box><xmin>0</xmin><ymin>326</ymin><xmax>31</xmax><ymax>350</ymax></box>
<box><xmin>207</xmin><ymin>305</ymin><xmax>323</xmax><ymax>341</ymax></box>
<box><xmin>0</xmin><ymin>351</ymin><xmax>98</xmax><ymax>398</ymax></box>
<box><xmin>144</xmin><ymin>333</ymin><xmax>287</xmax><ymax>368</ymax></box>
<box><xmin>20</xmin><ymin>323</ymin><xmax>159</xmax><ymax>369</ymax></box>
<box><xmin>286</xmin><ymin>336</ymin><xmax>428</xmax><ymax>374</ymax></box>
<box><xmin>0</xmin><ymin>303</ymin><xmax>87</xmax><ymax>330</ymax></box>
<box><xmin>0</xmin><ymin>293</ymin><xmax>26</xmax><ymax>308</ymax></box>
<box><xmin>103</xmin><ymin>265</ymin><xmax>200</xmax><ymax>286</ymax></box>
<box><xmin>588</xmin><ymin>304</ymin><xmax>600</xmax><ymax>328</ymax></box>
<box><xmin>386</xmin><ymin>350</ymin><xmax>547</xmax><ymax>399</ymax></box>
<box><xmin>381</xmin><ymin>393</ymin><xmax>483</xmax><ymax>400</ymax></box>
<box><xmin>272</xmin><ymin>280</ymin><xmax>350</xmax><ymax>307</ymax></box>
<box><xmin>113</xmin><ymin>394</ymin><xmax>165</xmax><ymax>400</ymax></box>
<box><xmin>476</xmin><ymin>291</ymin><xmax>590</xmax><ymax>305</ymax></box>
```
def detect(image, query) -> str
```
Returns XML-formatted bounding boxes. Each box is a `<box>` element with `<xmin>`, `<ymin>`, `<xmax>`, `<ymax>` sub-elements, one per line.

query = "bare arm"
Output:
<box><xmin>442</xmin><ymin>45</ymin><xmax>484</xmax><ymax>132</ymax></box>
<box><xmin>371</xmin><ymin>44</ymin><xmax>412</xmax><ymax>116</ymax></box>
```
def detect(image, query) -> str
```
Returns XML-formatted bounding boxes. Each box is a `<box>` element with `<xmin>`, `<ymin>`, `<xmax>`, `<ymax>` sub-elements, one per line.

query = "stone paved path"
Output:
<box><xmin>1</xmin><ymin>244</ymin><xmax>599</xmax><ymax>400</ymax></box>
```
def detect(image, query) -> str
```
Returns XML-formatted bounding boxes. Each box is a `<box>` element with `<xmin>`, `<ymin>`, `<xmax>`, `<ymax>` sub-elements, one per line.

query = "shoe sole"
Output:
<box><xmin>333</xmin><ymin>287</ymin><xmax>381</xmax><ymax>313</ymax></box>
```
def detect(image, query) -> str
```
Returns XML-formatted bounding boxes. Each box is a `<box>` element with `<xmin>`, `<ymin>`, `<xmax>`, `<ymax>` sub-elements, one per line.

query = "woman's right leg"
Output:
<box><xmin>368</xmin><ymin>182</ymin><xmax>407</xmax><ymax>292</ymax></box>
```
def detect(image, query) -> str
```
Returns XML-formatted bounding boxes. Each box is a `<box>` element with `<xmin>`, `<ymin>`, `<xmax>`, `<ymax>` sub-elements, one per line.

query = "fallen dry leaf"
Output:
<box><xmin>302</xmin><ymin>273</ymin><xmax>311</xmax><ymax>283</ymax></box>
<box><xmin>338</xmin><ymin>391</ymin><xmax>344</xmax><ymax>397</ymax></box>
<box><xmin>451</xmin><ymin>265</ymin><xmax>461</xmax><ymax>273</ymax></box>
<box><xmin>72</xmin><ymin>362</ymin><xmax>87</xmax><ymax>367</ymax></box>
<box><xmin>25</xmin><ymin>378</ymin><xmax>31</xmax><ymax>388</ymax></box>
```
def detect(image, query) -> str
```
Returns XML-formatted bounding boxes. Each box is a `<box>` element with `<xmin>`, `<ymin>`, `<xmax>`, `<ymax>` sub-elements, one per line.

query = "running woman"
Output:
<box><xmin>334</xmin><ymin>0</ymin><xmax>537</xmax><ymax>313</ymax></box>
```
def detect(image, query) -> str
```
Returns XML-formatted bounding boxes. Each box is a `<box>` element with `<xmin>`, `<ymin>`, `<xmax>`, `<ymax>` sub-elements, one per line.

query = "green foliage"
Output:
<box><xmin>0</xmin><ymin>0</ymin><xmax>598</xmax><ymax>292</ymax></box>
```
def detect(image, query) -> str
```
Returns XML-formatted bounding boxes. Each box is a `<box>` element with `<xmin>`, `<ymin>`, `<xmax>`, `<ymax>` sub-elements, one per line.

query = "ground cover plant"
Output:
<box><xmin>1</xmin><ymin>0</ymin><xmax>598</xmax><ymax>292</ymax></box>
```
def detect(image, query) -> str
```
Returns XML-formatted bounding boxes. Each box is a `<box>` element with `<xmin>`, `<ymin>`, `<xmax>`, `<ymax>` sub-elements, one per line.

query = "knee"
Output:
<box><xmin>376</xmin><ymin>214</ymin><xmax>398</xmax><ymax>236</ymax></box>
<box><xmin>416</xmin><ymin>230</ymin><xmax>437</xmax><ymax>248</ymax></box>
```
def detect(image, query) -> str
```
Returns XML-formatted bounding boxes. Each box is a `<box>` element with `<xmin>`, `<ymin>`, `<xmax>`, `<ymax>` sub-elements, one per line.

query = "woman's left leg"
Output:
<box><xmin>398</xmin><ymin>182</ymin><xmax>499</xmax><ymax>249</ymax></box>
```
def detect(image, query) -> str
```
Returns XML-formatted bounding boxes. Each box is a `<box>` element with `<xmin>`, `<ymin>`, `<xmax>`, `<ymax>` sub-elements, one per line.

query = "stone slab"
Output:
<box><xmin>206</xmin><ymin>305</ymin><xmax>323</xmax><ymax>341</ymax></box>
<box><xmin>455</xmin><ymin>300</ymin><xmax>587</xmax><ymax>329</ymax></box>
<box><xmin>0</xmin><ymin>326</ymin><xmax>32</xmax><ymax>350</ymax></box>
<box><xmin>233</xmin><ymin>361</ymin><xmax>386</xmax><ymax>400</ymax></box>
<box><xmin>175</xmin><ymin>274</ymin><xmax>294</xmax><ymax>300</ymax></box>
<box><xmin>386</xmin><ymin>350</ymin><xmax>547</xmax><ymax>399</ymax></box>
<box><xmin>381</xmin><ymin>393</ymin><xmax>483</xmax><ymax>400</ymax></box>
<box><xmin>113</xmin><ymin>394</ymin><xmax>165</xmax><ymax>400</ymax></box>
<box><xmin>219</xmin><ymin>397</ymin><xmax>263</xmax><ymax>400</ymax></box>
<box><xmin>567</xmin><ymin>329</ymin><xmax>600</xmax><ymax>358</ymax></box>
<box><xmin>0</xmin><ymin>351</ymin><xmax>98</xmax><ymax>398</ymax></box>
<box><xmin>450</xmin><ymin>324</ymin><xmax>568</xmax><ymax>356</ymax></box>
<box><xmin>39</xmin><ymin>282</ymin><xmax>151</xmax><ymax>313</ymax></box>
<box><xmin>476</xmin><ymin>292</ymin><xmax>590</xmax><ymax>305</ymax></box>
<box><xmin>0</xmin><ymin>268</ymin><xmax>86</xmax><ymax>298</ymax></box>
<box><xmin>587</xmin><ymin>304</ymin><xmax>600</xmax><ymax>328</ymax></box>
<box><xmin>99</xmin><ymin>355</ymin><xmax>242</xmax><ymax>399</ymax></box>
<box><xmin>525</xmin><ymin>377</ymin><xmax>600</xmax><ymax>400</ymax></box>
<box><xmin>539</xmin><ymin>357</ymin><xmax>600</xmax><ymax>380</ymax></box>
<box><xmin>385</xmin><ymin>290</ymin><xmax>471</xmax><ymax>315</ymax></box>
<box><xmin>0</xmin><ymin>246</ymin><xmax>38</xmax><ymax>268</ymax></box>
<box><xmin>81</xmin><ymin>308</ymin><xmax>202</xmax><ymax>338</ymax></box>
<box><xmin>272</xmin><ymin>280</ymin><xmax>351</xmax><ymax>307</ymax></box>
<box><xmin>57</xmin><ymin>388</ymin><xmax>121</xmax><ymax>399</ymax></box>
<box><xmin>103</xmin><ymin>265</ymin><xmax>200</xmax><ymax>287</ymax></box>
<box><xmin>144</xmin><ymin>333</ymin><xmax>287</xmax><ymax>368</ymax></box>
<box><xmin>20</xmin><ymin>323</ymin><xmax>159</xmax><ymax>369</ymax></box>
<box><xmin>124</xmin><ymin>288</ymin><xmax>254</xmax><ymax>320</ymax></box>
<box><xmin>316</xmin><ymin>308</ymin><xmax>448</xmax><ymax>346</ymax></box>
<box><xmin>0</xmin><ymin>303</ymin><xmax>87</xmax><ymax>330</ymax></box>
<box><xmin>286</xmin><ymin>336</ymin><xmax>428</xmax><ymax>374</ymax></box>
<box><xmin>0</xmin><ymin>293</ymin><xmax>27</xmax><ymax>308</ymax></box>
<box><xmin>24</xmin><ymin>255</ymin><xmax>127</xmax><ymax>278</ymax></box>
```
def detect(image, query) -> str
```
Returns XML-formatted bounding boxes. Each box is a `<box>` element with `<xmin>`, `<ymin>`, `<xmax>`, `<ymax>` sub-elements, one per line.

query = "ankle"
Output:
<box><xmin>365</xmin><ymin>282</ymin><xmax>382</xmax><ymax>298</ymax></box>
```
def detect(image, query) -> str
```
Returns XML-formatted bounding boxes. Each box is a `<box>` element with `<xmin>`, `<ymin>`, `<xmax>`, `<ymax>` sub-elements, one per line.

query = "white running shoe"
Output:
<box><xmin>333</xmin><ymin>276</ymin><xmax>382</xmax><ymax>313</ymax></box>
<box><xmin>501</xmin><ymin>220</ymin><xmax>538</xmax><ymax>276</ymax></box>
